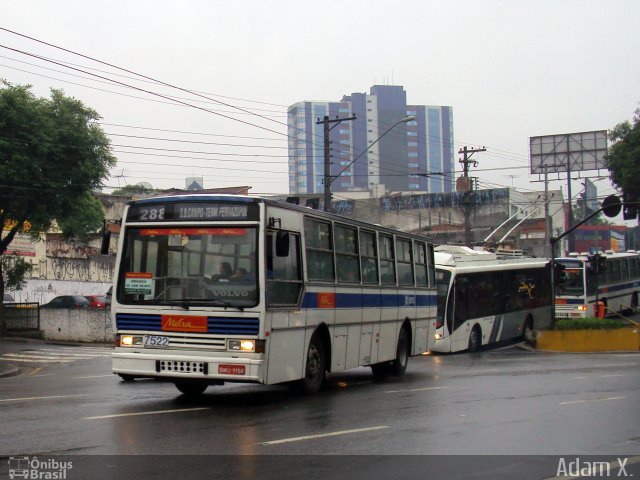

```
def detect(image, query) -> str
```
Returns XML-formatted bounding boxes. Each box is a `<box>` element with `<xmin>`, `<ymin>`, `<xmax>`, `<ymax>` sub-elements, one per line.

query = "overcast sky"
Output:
<box><xmin>2</xmin><ymin>0</ymin><xmax>639</xmax><ymax>223</ymax></box>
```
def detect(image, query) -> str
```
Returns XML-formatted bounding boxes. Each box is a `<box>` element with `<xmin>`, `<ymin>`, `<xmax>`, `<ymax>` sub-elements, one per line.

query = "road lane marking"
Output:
<box><xmin>83</xmin><ymin>407</ymin><xmax>211</xmax><ymax>420</ymax></box>
<box><xmin>0</xmin><ymin>394</ymin><xmax>87</xmax><ymax>403</ymax></box>
<box><xmin>559</xmin><ymin>396</ymin><xmax>626</xmax><ymax>405</ymax></box>
<box><xmin>0</xmin><ymin>357</ymin><xmax>71</xmax><ymax>363</ymax></box>
<box><xmin>590</xmin><ymin>363</ymin><xmax>636</xmax><ymax>368</ymax></box>
<box><xmin>259</xmin><ymin>426</ymin><xmax>390</xmax><ymax>446</ymax></box>
<box><xmin>75</xmin><ymin>374</ymin><xmax>115</xmax><ymax>379</ymax></box>
<box><xmin>30</xmin><ymin>351</ymin><xmax>111</xmax><ymax>357</ymax></box>
<box><xmin>384</xmin><ymin>386</ymin><xmax>448</xmax><ymax>394</ymax></box>
<box><xmin>573</xmin><ymin>374</ymin><xmax>626</xmax><ymax>379</ymax></box>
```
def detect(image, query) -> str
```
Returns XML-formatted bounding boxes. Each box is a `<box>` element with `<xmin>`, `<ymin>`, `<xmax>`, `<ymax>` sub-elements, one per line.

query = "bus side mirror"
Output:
<box><xmin>275</xmin><ymin>231</ymin><xmax>290</xmax><ymax>257</ymax></box>
<box><xmin>100</xmin><ymin>229</ymin><xmax>111</xmax><ymax>255</ymax></box>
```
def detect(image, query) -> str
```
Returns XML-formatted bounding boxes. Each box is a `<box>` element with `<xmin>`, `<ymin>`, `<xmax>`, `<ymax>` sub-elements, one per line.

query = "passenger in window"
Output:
<box><xmin>231</xmin><ymin>267</ymin><xmax>251</xmax><ymax>282</ymax></box>
<box><xmin>213</xmin><ymin>262</ymin><xmax>233</xmax><ymax>282</ymax></box>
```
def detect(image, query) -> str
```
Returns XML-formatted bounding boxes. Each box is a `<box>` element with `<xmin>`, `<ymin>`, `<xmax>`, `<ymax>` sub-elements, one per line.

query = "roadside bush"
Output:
<box><xmin>552</xmin><ymin>318</ymin><xmax>627</xmax><ymax>330</ymax></box>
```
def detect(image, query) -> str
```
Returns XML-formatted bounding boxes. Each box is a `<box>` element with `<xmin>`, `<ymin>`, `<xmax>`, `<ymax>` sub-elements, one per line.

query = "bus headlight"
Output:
<box><xmin>228</xmin><ymin>339</ymin><xmax>265</xmax><ymax>353</ymax></box>
<box><xmin>434</xmin><ymin>332</ymin><xmax>443</xmax><ymax>340</ymax></box>
<box><xmin>578</xmin><ymin>305</ymin><xmax>588</xmax><ymax>312</ymax></box>
<box><xmin>117</xmin><ymin>334</ymin><xmax>143</xmax><ymax>347</ymax></box>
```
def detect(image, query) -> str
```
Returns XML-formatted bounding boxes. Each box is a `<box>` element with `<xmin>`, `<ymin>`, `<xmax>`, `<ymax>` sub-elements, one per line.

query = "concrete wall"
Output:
<box><xmin>39</xmin><ymin>308</ymin><xmax>113</xmax><ymax>343</ymax></box>
<box><xmin>7</xmin><ymin>279</ymin><xmax>112</xmax><ymax>305</ymax></box>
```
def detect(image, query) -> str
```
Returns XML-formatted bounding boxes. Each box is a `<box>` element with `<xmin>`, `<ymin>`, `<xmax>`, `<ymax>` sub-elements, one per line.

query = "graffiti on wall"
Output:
<box><xmin>46</xmin><ymin>239</ymin><xmax>100</xmax><ymax>259</ymax></box>
<box><xmin>381</xmin><ymin>188</ymin><xmax>510</xmax><ymax>213</ymax></box>
<box><xmin>37</xmin><ymin>255</ymin><xmax>115</xmax><ymax>282</ymax></box>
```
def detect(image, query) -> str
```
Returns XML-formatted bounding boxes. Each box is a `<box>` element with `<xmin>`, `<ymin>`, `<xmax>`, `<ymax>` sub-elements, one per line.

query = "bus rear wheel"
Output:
<box><xmin>175</xmin><ymin>382</ymin><xmax>208</xmax><ymax>397</ymax></box>
<box><xmin>390</xmin><ymin>327</ymin><xmax>409</xmax><ymax>376</ymax></box>
<box><xmin>468</xmin><ymin>325</ymin><xmax>481</xmax><ymax>353</ymax></box>
<box><xmin>371</xmin><ymin>326</ymin><xmax>409</xmax><ymax>378</ymax></box>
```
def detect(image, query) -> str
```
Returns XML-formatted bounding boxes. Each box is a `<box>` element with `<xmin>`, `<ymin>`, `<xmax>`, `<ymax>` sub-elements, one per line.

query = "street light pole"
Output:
<box><xmin>324</xmin><ymin>115</ymin><xmax>415</xmax><ymax>212</ymax></box>
<box><xmin>317</xmin><ymin>115</ymin><xmax>356</xmax><ymax>212</ymax></box>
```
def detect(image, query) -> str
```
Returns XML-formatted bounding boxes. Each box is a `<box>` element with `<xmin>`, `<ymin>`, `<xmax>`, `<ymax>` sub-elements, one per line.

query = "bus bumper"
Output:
<box><xmin>430</xmin><ymin>335</ymin><xmax>451</xmax><ymax>353</ymax></box>
<box><xmin>112</xmin><ymin>351</ymin><xmax>264</xmax><ymax>383</ymax></box>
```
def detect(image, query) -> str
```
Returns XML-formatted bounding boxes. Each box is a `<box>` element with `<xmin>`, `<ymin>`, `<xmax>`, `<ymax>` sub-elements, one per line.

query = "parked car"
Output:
<box><xmin>42</xmin><ymin>295</ymin><xmax>90</xmax><ymax>309</ymax></box>
<box><xmin>3</xmin><ymin>293</ymin><xmax>15</xmax><ymax>303</ymax></box>
<box><xmin>84</xmin><ymin>295</ymin><xmax>107</xmax><ymax>309</ymax></box>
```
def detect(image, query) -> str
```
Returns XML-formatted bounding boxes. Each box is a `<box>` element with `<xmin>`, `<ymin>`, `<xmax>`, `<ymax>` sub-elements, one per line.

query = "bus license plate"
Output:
<box><xmin>219</xmin><ymin>364</ymin><xmax>245</xmax><ymax>375</ymax></box>
<box><xmin>145</xmin><ymin>335</ymin><xmax>169</xmax><ymax>348</ymax></box>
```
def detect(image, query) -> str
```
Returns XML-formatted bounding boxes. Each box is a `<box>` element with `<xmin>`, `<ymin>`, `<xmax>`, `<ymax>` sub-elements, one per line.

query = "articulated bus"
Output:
<box><xmin>432</xmin><ymin>246</ymin><xmax>552</xmax><ymax>353</ymax></box>
<box><xmin>111</xmin><ymin>195</ymin><xmax>438</xmax><ymax>395</ymax></box>
<box><xmin>554</xmin><ymin>251</ymin><xmax>640</xmax><ymax>319</ymax></box>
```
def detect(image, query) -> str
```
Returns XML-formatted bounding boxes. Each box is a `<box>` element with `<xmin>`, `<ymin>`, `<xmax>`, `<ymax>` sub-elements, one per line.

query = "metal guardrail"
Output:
<box><xmin>2</xmin><ymin>303</ymin><xmax>40</xmax><ymax>331</ymax></box>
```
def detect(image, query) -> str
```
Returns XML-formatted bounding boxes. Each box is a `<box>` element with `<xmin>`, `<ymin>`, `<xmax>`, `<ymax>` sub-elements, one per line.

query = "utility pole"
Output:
<box><xmin>459</xmin><ymin>146</ymin><xmax>485</xmax><ymax>246</ymax></box>
<box><xmin>317</xmin><ymin>115</ymin><xmax>356</xmax><ymax>212</ymax></box>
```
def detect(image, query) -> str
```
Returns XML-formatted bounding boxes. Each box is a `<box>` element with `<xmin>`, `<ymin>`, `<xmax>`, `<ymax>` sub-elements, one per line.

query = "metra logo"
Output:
<box><xmin>161</xmin><ymin>315</ymin><xmax>207</xmax><ymax>332</ymax></box>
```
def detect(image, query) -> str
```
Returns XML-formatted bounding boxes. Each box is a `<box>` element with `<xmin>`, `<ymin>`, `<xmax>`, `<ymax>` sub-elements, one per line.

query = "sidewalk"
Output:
<box><xmin>0</xmin><ymin>336</ymin><xmax>112</xmax><ymax>379</ymax></box>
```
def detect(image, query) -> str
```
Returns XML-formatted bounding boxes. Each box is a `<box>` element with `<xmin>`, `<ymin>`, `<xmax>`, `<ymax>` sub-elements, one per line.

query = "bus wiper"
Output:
<box><xmin>168</xmin><ymin>299</ymin><xmax>191</xmax><ymax>310</ymax></box>
<box><xmin>168</xmin><ymin>298</ymin><xmax>244</xmax><ymax>311</ymax></box>
<box><xmin>207</xmin><ymin>299</ymin><xmax>244</xmax><ymax>311</ymax></box>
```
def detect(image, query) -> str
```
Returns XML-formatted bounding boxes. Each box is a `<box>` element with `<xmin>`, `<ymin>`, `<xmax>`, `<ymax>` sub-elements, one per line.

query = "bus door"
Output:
<box><xmin>264</xmin><ymin>230</ymin><xmax>306</xmax><ymax>385</ymax></box>
<box><xmin>451</xmin><ymin>276</ymin><xmax>471</xmax><ymax>352</ymax></box>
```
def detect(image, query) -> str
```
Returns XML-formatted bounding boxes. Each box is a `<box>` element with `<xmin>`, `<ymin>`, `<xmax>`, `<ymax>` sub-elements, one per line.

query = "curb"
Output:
<box><xmin>535</xmin><ymin>327</ymin><xmax>640</xmax><ymax>353</ymax></box>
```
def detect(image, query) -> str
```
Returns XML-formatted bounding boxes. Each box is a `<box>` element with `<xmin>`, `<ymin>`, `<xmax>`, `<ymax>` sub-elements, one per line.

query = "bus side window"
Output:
<box><xmin>414</xmin><ymin>242</ymin><xmax>428</xmax><ymax>287</ymax></box>
<box><xmin>360</xmin><ymin>230</ymin><xmax>379</xmax><ymax>284</ymax></box>
<box><xmin>304</xmin><ymin>218</ymin><xmax>335</xmax><ymax>282</ymax></box>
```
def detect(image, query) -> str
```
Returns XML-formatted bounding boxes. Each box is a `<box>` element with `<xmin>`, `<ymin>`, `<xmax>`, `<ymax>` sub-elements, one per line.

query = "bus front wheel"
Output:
<box><xmin>468</xmin><ymin>325</ymin><xmax>481</xmax><ymax>353</ymax></box>
<box><xmin>522</xmin><ymin>317</ymin><xmax>534</xmax><ymax>345</ymax></box>
<box><xmin>291</xmin><ymin>333</ymin><xmax>326</xmax><ymax>395</ymax></box>
<box><xmin>175</xmin><ymin>382</ymin><xmax>208</xmax><ymax>397</ymax></box>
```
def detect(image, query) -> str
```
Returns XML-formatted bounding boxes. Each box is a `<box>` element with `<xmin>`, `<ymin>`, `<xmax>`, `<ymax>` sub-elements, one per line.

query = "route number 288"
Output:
<box><xmin>139</xmin><ymin>207</ymin><xmax>165</xmax><ymax>221</ymax></box>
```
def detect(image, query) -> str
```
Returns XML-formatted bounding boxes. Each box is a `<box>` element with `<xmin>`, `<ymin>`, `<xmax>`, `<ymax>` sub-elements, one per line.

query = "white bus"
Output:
<box><xmin>554</xmin><ymin>251</ymin><xmax>640</xmax><ymax>318</ymax></box>
<box><xmin>432</xmin><ymin>246</ymin><xmax>552</xmax><ymax>353</ymax></box>
<box><xmin>111</xmin><ymin>194</ymin><xmax>437</xmax><ymax>395</ymax></box>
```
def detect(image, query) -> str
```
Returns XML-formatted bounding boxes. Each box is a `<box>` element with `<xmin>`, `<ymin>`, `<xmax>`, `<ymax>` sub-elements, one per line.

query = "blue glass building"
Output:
<box><xmin>287</xmin><ymin>85</ymin><xmax>454</xmax><ymax>196</ymax></box>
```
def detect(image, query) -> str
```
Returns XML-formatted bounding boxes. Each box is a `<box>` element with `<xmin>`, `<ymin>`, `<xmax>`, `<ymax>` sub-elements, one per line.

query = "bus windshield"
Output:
<box><xmin>435</xmin><ymin>269</ymin><xmax>452</xmax><ymax>327</ymax></box>
<box><xmin>116</xmin><ymin>226</ymin><xmax>258</xmax><ymax>308</ymax></box>
<box><xmin>556</xmin><ymin>260</ymin><xmax>585</xmax><ymax>297</ymax></box>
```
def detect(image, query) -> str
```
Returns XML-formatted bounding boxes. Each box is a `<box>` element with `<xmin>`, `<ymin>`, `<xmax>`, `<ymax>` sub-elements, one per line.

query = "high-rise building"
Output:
<box><xmin>287</xmin><ymin>85</ymin><xmax>454</xmax><ymax>198</ymax></box>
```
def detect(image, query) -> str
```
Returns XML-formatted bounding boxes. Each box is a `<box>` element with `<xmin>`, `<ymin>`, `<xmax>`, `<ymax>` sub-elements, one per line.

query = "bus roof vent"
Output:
<box><xmin>604</xmin><ymin>250</ymin><xmax>615</xmax><ymax>255</ymax></box>
<box><xmin>579</xmin><ymin>252</ymin><xmax>589</xmax><ymax>256</ymax></box>
<box><xmin>627</xmin><ymin>250</ymin><xmax>637</xmax><ymax>253</ymax></box>
<box><xmin>568</xmin><ymin>252</ymin><xmax>580</xmax><ymax>257</ymax></box>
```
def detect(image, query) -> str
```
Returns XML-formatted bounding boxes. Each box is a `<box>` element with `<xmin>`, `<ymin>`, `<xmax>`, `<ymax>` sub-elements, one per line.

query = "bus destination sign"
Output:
<box><xmin>128</xmin><ymin>202</ymin><xmax>259</xmax><ymax>222</ymax></box>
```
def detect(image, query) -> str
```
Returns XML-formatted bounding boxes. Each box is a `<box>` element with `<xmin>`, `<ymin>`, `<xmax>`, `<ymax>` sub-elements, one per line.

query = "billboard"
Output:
<box><xmin>529</xmin><ymin>130</ymin><xmax>608</xmax><ymax>175</ymax></box>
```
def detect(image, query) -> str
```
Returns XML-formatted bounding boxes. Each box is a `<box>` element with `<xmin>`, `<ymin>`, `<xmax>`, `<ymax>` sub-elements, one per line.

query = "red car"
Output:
<box><xmin>84</xmin><ymin>295</ymin><xmax>107</xmax><ymax>309</ymax></box>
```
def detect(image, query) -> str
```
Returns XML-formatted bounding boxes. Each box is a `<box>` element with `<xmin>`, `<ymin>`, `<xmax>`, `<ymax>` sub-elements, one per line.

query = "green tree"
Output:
<box><xmin>607</xmin><ymin>106</ymin><xmax>640</xmax><ymax>207</ymax></box>
<box><xmin>0</xmin><ymin>81</ymin><xmax>116</xmax><ymax>335</ymax></box>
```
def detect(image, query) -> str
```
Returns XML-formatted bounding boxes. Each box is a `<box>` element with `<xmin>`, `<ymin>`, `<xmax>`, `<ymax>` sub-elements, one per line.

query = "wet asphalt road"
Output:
<box><xmin>0</xmin><ymin>339</ymin><xmax>638</xmax><ymax>479</ymax></box>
